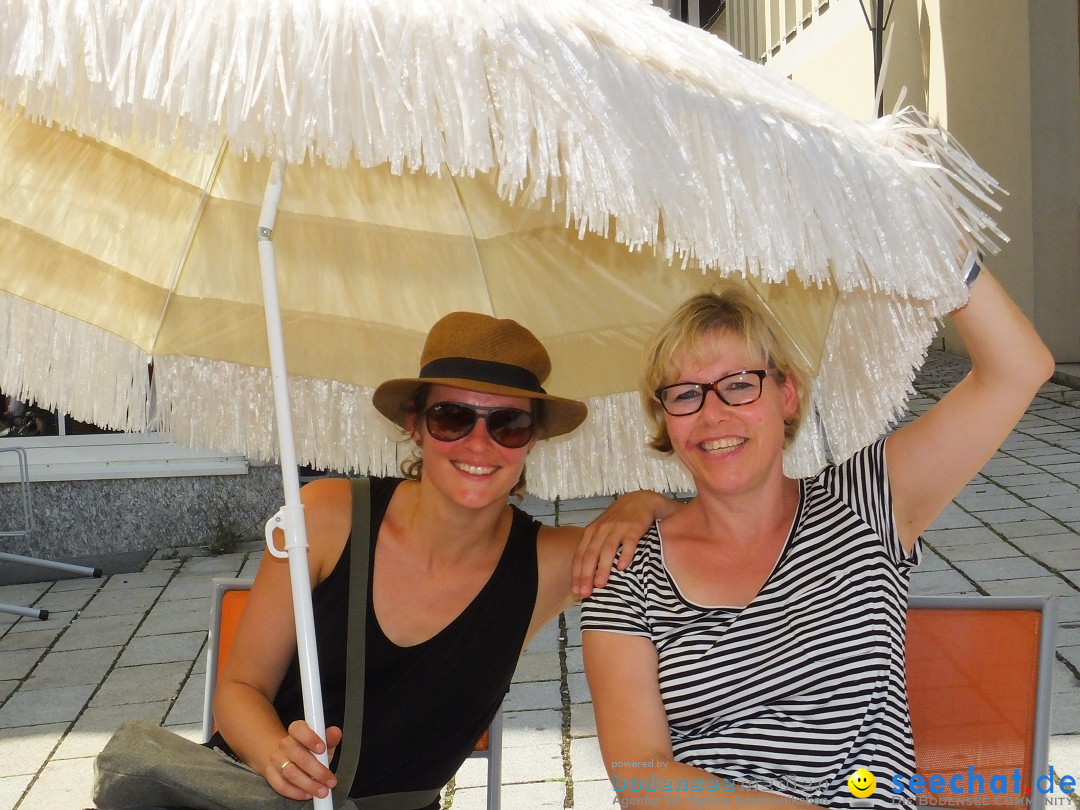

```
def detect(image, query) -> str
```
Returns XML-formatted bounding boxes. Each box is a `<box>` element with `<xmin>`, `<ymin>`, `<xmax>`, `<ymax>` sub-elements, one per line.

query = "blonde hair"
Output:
<box><xmin>641</xmin><ymin>285</ymin><xmax>810</xmax><ymax>453</ymax></box>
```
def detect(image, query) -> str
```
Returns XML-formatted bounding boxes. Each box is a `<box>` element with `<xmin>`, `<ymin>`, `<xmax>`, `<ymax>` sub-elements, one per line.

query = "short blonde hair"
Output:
<box><xmin>642</xmin><ymin>285</ymin><xmax>811</xmax><ymax>453</ymax></box>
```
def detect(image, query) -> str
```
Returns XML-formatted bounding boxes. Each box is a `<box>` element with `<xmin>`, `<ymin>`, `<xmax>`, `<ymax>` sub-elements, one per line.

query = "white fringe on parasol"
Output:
<box><xmin>0</xmin><ymin>0</ymin><xmax>1002</xmax><ymax>498</ymax></box>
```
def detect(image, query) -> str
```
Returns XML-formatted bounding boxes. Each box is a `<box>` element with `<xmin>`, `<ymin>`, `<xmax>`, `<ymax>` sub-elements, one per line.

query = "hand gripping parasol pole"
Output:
<box><xmin>257</xmin><ymin>159</ymin><xmax>334</xmax><ymax>810</ymax></box>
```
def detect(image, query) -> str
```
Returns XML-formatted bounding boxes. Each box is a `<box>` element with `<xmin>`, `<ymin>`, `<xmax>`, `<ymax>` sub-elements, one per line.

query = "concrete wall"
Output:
<box><xmin>0</xmin><ymin>465</ymin><xmax>284</xmax><ymax>563</ymax></box>
<box><xmin>930</xmin><ymin>1</ymin><xmax>1080</xmax><ymax>360</ymax></box>
<box><xmin>932</xmin><ymin>0</ymin><xmax>1037</xmax><ymax>351</ymax></box>
<box><xmin>1026</xmin><ymin>0</ymin><xmax>1080</xmax><ymax>362</ymax></box>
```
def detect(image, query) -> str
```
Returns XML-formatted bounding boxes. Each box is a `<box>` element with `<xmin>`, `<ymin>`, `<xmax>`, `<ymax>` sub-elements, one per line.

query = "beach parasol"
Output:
<box><xmin>0</xmin><ymin>0</ymin><xmax>1002</xmax><ymax>800</ymax></box>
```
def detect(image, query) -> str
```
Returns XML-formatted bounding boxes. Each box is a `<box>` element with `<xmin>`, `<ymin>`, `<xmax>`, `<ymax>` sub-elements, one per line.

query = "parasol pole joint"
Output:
<box><xmin>264</xmin><ymin>505</ymin><xmax>306</xmax><ymax>559</ymax></box>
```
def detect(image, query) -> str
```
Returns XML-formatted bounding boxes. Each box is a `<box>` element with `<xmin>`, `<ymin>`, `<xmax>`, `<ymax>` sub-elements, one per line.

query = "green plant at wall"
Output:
<box><xmin>206</xmin><ymin>492</ymin><xmax>244</xmax><ymax>556</ymax></box>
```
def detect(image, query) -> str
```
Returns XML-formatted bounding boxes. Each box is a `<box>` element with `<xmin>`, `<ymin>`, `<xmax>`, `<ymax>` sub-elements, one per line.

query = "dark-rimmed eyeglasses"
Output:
<box><xmin>655</xmin><ymin>369</ymin><xmax>777</xmax><ymax>416</ymax></box>
<box><xmin>424</xmin><ymin>402</ymin><xmax>536</xmax><ymax>448</ymax></box>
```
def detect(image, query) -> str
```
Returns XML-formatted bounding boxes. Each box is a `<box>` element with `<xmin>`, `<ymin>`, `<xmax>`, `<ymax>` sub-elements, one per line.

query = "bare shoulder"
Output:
<box><xmin>300</xmin><ymin>478</ymin><xmax>354</xmax><ymax>579</ymax></box>
<box><xmin>300</xmin><ymin>476</ymin><xmax>352</xmax><ymax>506</ymax></box>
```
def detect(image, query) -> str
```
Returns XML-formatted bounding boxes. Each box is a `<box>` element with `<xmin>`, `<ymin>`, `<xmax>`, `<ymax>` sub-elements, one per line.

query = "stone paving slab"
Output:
<box><xmin>21</xmin><ymin>587</ymin><xmax>94</xmax><ymax>615</ymax></box>
<box><xmin>51</xmin><ymin>702</ymin><xmax>171</xmax><ymax>761</ymax></box>
<box><xmin>0</xmin><ymin>777</ymin><xmax>32</xmax><ymax>810</ymax></box>
<box><xmin>115</xmin><ymin>630</ymin><xmax>204</xmax><ymax>668</ymax></box>
<box><xmin>0</xmin><ymin>650</ymin><xmax>44</xmax><ymax>683</ymax></box>
<box><xmin>573</xmin><ymin>779</ymin><xmax>621</xmax><ymax>808</ymax></box>
<box><xmin>921</xmin><ymin>526</ymin><xmax>1002</xmax><ymax>547</ymax></box>
<box><xmin>1056</xmin><ymin>595</ymin><xmax>1080</xmax><ymax>622</ymax></box>
<box><xmin>455</xmin><ymin>781</ymin><xmax>565</xmax><ymax>809</ymax></box>
<box><xmin>98</xmin><ymin>570</ymin><xmax>172</xmax><ymax>592</ymax></box>
<box><xmin>571</xmin><ymin>702</ymin><xmax>599</xmax><ymax>739</ymax></box>
<box><xmin>504</xmin><ymin>680</ymin><xmax>563</xmax><ymax>712</ymax></box>
<box><xmin>0</xmin><ymin>723</ymin><xmax>65</xmax><ymax>777</ymax></box>
<box><xmin>1012</xmin><ymin>532</ymin><xmax>1080</xmax><ymax>553</ymax></box>
<box><xmin>982</xmin><ymin>577</ymin><xmax>1079</xmax><ymax>598</ymax></box>
<box><xmin>570</xmin><ymin>736</ymin><xmax>610</xmax><ymax>782</ymax></box>
<box><xmin>932</xmin><ymin>540</ymin><xmax>1024</xmax><ymax>561</ymax></box>
<box><xmin>51</xmin><ymin>613</ymin><xmax>140</xmax><ymax>653</ymax></box>
<box><xmin>88</xmin><ymin>661</ymin><xmax>190</xmax><ymax>709</ymax></box>
<box><xmin>19</xmin><ymin>757</ymin><xmax>94</xmax><ymax>810</ymax></box>
<box><xmin>75</xmin><ymin>586</ymin><xmax>162</xmax><ymax>619</ymax></box>
<box><xmin>0</xmin><ymin>684</ymin><xmax>95</xmax><ymax>729</ymax></box>
<box><xmin>912</xmin><ymin>548</ymin><xmax>949</xmax><ymax>571</ymax></box>
<box><xmin>909</xmin><ymin>570</ymin><xmax>979</xmax><ymax>595</ymax></box>
<box><xmin>22</xmin><ymin>647</ymin><xmax>120</xmax><ymax>691</ymax></box>
<box><xmin>158</xmin><ymin>574</ymin><xmax>223</xmax><ymax>602</ymax></box>
<box><xmin>512</xmin><ymin>650</ymin><xmax>561</xmax><ymax>683</ymax></box>
<box><xmin>1030</xmin><ymin>548</ymin><xmax>1080</xmax><ymax>570</ymax></box>
<box><xmin>4</xmin><ymin>610</ymin><xmax>75</xmax><ymax>637</ymax></box>
<box><xmin>502</xmin><ymin>710</ymin><xmax>562</xmax><ymax>748</ymax></box>
<box><xmin>135</xmin><ymin>598</ymin><xmax>208</xmax><ymax>636</ymax></box>
<box><xmin>0</xmin><ymin>585</ymin><xmax>48</xmax><ymax>610</ymax></box>
<box><xmin>951</xmin><ymin>556</ymin><xmax>1056</xmax><ymax>581</ymax></box>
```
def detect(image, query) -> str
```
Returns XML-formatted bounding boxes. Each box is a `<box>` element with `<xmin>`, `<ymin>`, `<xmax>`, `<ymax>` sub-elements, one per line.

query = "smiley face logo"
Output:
<box><xmin>847</xmin><ymin>768</ymin><xmax>876</xmax><ymax>798</ymax></box>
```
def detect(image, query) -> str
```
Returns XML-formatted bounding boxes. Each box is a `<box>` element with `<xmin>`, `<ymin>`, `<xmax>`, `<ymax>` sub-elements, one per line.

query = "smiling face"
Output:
<box><xmin>408</xmin><ymin>384</ymin><xmax>536</xmax><ymax>512</ymax></box>
<box><xmin>847</xmin><ymin>768</ymin><xmax>877</xmax><ymax>798</ymax></box>
<box><xmin>662</xmin><ymin>329</ymin><xmax>798</xmax><ymax>499</ymax></box>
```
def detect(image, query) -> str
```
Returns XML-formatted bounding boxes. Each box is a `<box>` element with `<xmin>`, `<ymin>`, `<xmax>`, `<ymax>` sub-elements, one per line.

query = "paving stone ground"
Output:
<box><xmin>0</xmin><ymin>350</ymin><xmax>1078</xmax><ymax>809</ymax></box>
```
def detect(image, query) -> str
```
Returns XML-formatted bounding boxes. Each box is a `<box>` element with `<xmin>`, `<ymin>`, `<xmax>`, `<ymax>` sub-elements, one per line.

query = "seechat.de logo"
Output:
<box><xmin>849</xmin><ymin>768</ymin><xmax>878</xmax><ymax>798</ymax></box>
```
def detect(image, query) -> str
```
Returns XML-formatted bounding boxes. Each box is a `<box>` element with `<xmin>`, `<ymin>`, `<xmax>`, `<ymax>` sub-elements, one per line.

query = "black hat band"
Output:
<box><xmin>419</xmin><ymin>357</ymin><xmax>546</xmax><ymax>394</ymax></box>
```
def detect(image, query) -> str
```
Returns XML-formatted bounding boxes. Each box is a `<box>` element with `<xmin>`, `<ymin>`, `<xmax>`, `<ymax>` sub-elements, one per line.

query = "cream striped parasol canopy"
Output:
<box><xmin>0</xmin><ymin>0</ymin><xmax>1001</xmax><ymax>500</ymax></box>
<box><xmin>0</xmin><ymin>2</ymin><xmax>1005</xmax><ymax>788</ymax></box>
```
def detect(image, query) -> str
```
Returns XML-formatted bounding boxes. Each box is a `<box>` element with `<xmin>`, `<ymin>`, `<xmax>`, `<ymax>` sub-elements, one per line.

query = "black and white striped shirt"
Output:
<box><xmin>582</xmin><ymin>440</ymin><xmax>918</xmax><ymax>808</ymax></box>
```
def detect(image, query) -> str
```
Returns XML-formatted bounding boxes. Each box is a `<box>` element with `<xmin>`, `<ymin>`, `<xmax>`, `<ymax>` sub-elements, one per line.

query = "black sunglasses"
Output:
<box><xmin>424</xmin><ymin>402</ymin><xmax>536</xmax><ymax>449</ymax></box>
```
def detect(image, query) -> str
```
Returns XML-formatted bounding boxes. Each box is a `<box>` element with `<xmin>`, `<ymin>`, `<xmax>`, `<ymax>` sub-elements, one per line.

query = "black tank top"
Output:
<box><xmin>211</xmin><ymin>477</ymin><xmax>540</xmax><ymax>807</ymax></box>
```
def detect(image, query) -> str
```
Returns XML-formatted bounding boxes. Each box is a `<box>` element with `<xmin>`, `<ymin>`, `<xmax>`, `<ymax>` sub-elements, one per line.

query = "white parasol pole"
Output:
<box><xmin>257</xmin><ymin>159</ymin><xmax>334</xmax><ymax>810</ymax></box>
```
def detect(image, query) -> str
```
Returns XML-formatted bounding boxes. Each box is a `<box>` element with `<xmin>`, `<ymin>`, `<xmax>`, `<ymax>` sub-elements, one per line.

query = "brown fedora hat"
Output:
<box><xmin>372</xmin><ymin>312</ymin><xmax>588</xmax><ymax>439</ymax></box>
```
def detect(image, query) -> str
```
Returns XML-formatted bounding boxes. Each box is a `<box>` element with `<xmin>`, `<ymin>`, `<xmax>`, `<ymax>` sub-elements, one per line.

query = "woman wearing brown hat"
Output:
<box><xmin>208</xmin><ymin>312</ymin><xmax>679</xmax><ymax>808</ymax></box>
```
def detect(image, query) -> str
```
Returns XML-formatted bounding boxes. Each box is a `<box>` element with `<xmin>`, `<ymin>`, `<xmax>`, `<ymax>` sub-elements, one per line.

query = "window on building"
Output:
<box><xmin>0</xmin><ymin>389</ymin><xmax>247</xmax><ymax>482</ymax></box>
<box><xmin>1</xmin><ymin>392</ymin><xmax>119</xmax><ymax>439</ymax></box>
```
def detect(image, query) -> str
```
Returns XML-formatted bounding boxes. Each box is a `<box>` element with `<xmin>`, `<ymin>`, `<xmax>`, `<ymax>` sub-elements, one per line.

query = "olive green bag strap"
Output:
<box><xmin>332</xmin><ymin>479</ymin><xmax>443</xmax><ymax>810</ymax></box>
<box><xmin>329</xmin><ymin>477</ymin><xmax>371</xmax><ymax>806</ymax></box>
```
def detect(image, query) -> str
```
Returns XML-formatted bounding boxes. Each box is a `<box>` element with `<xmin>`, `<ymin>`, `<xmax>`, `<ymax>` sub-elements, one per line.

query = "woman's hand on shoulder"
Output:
<box><xmin>529</xmin><ymin>490</ymin><xmax>679</xmax><ymax>639</ymax></box>
<box><xmin>572</xmin><ymin>491</ymin><xmax>680</xmax><ymax>597</ymax></box>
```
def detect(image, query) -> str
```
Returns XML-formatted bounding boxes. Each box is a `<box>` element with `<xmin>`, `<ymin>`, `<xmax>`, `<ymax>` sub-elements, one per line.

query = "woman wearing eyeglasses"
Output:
<box><xmin>208</xmin><ymin>311</ymin><xmax>678</xmax><ymax>808</ymax></box>
<box><xmin>582</xmin><ymin>266</ymin><xmax>1053</xmax><ymax>808</ymax></box>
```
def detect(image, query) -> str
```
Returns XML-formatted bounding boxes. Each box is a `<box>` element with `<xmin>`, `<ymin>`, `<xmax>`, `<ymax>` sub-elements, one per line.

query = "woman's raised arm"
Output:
<box><xmin>887</xmin><ymin>266</ymin><xmax>1055</xmax><ymax>551</ymax></box>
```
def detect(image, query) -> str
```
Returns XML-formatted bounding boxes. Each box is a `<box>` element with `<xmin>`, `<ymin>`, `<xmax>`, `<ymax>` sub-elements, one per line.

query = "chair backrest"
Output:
<box><xmin>203</xmin><ymin>577</ymin><xmax>503</xmax><ymax>810</ymax></box>
<box><xmin>202</xmin><ymin>577</ymin><xmax>255</xmax><ymax>741</ymax></box>
<box><xmin>906</xmin><ymin>595</ymin><xmax>1056</xmax><ymax>809</ymax></box>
